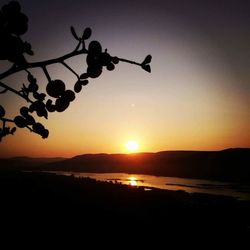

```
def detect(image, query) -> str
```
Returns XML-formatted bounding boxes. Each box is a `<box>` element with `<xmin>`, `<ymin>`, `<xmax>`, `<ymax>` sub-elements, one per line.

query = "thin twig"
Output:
<box><xmin>118</xmin><ymin>57</ymin><xmax>142</xmax><ymax>66</ymax></box>
<box><xmin>61</xmin><ymin>61</ymin><xmax>79</xmax><ymax>79</ymax></box>
<box><xmin>24</xmin><ymin>69</ymin><xmax>31</xmax><ymax>74</ymax></box>
<box><xmin>42</xmin><ymin>66</ymin><xmax>51</xmax><ymax>82</ymax></box>
<box><xmin>0</xmin><ymin>87</ymin><xmax>8</xmax><ymax>94</ymax></box>
<box><xmin>2</xmin><ymin>119</ymin><xmax>5</xmax><ymax>129</ymax></box>
<box><xmin>0</xmin><ymin>117</ymin><xmax>15</xmax><ymax>123</ymax></box>
<box><xmin>74</xmin><ymin>40</ymin><xmax>82</xmax><ymax>52</ymax></box>
<box><xmin>0</xmin><ymin>81</ymin><xmax>33</xmax><ymax>103</ymax></box>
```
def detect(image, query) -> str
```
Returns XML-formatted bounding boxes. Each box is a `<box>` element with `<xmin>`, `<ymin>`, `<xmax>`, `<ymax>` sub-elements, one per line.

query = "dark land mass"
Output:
<box><xmin>1</xmin><ymin>148</ymin><xmax>249</xmax><ymax>244</ymax></box>
<box><xmin>0</xmin><ymin>169</ymin><xmax>249</xmax><ymax>246</ymax></box>
<box><xmin>1</xmin><ymin>148</ymin><xmax>249</xmax><ymax>182</ymax></box>
<box><xmin>0</xmin><ymin>156</ymin><xmax>65</xmax><ymax>168</ymax></box>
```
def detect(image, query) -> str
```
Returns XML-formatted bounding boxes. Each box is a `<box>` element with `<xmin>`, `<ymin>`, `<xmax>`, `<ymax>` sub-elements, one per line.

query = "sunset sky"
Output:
<box><xmin>1</xmin><ymin>0</ymin><xmax>250</xmax><ymax>157</ymax></box>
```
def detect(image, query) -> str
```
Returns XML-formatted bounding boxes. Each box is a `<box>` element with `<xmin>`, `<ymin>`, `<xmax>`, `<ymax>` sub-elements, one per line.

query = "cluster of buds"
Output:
<box><xmin>0</xmin><ymin>1</ymin><xmax>33</xmax><ymax>65</ymax></box>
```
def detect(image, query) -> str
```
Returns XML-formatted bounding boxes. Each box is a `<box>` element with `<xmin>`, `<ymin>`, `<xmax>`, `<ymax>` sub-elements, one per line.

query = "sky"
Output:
<box><xmin>0</xmin><ymin>0</ymin><xmax>250</xmax><ymax>157</ymax></box>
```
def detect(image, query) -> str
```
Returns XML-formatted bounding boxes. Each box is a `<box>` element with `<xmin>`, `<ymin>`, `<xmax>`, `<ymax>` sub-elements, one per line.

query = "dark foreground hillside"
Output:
<box><xmin>0</xmin><ymin>170</ymin><xmax>249</xmax><ymax>246</ymax></box>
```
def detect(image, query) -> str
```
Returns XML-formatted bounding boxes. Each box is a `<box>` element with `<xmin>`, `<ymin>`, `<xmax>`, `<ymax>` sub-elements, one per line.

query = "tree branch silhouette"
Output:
<box><xmin>0</xmin><ymin>81</ymin><xmax>33</xmax><ymax>103</ymax></box>
<box><xmin>0</xmin><ymin>49</ymin><xmax>148</xmax><ymax>80</ymax></box>
<box><xmin>0</xmin><ymin>1</ymin><xmax>152</xmax><ymax>141</ymax></box>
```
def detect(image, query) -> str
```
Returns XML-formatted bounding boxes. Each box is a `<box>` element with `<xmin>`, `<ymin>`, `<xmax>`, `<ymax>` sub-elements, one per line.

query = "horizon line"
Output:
<box><xmin>1</xmin><ymin>147</ymin><xmax>249</xmax><ymax>159</ymax></box>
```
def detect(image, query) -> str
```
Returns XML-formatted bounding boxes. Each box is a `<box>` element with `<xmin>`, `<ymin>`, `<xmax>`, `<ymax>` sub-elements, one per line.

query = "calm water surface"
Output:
<box><xmin>48</xmin><ymin>171</ymin><xmax>250</xmax><ymax>200</ymax></box>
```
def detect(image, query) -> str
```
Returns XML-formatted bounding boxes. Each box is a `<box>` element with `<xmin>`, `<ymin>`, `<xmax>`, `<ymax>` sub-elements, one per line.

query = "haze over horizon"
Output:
<box><xmin>1</xmin><ymin>0</ymin><xmax>250</xmax><ymax>158</ymax></box>
<box><xmin>1</xmin><ymin>147</ymin><xmax>249</xmax><ymax>160</ymax></box>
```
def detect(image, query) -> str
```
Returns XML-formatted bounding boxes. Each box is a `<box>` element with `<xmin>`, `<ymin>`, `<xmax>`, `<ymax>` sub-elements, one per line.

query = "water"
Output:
<box><xmin>47</xmin><ymin>171</ymin><xmax>250</xmax><ymax>200</ymax></box>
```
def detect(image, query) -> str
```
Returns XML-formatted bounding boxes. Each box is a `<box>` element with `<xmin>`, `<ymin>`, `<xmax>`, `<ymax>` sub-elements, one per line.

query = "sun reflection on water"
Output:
<box><xmin>128</xmin><ymin>177</ymin><xmax>138</xmax><ymax>186</ymax></box>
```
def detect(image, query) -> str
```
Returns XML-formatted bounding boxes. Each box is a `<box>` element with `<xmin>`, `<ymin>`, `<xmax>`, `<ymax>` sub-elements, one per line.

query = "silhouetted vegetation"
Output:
<box><xmin>0</xmin><ymin>1</ymin><xmax>151</xmax><ymax>141</ymax></box>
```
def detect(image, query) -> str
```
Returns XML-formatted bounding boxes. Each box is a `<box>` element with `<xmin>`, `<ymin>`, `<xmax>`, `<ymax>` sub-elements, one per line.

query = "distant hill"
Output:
<box><xmin>1</xmin><ymin>148</ymin><xmax>249</xmax><ymax>182</ymax></box>
<box><xmin>0</xmin><ymin>157</ymin><xmax>65</xmax><ymax>170</ymax></box>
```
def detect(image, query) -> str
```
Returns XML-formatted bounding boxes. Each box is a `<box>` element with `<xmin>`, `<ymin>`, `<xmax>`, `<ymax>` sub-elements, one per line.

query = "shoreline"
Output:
<box><xmin>37</xmin><ymin>170</ymin><xmax>250</xmax><ymax>201</ymax></box>
<box><xmin>0</xmin><ymin>169</ymin><xmax>250</xmax><ymax>242</ymax></box>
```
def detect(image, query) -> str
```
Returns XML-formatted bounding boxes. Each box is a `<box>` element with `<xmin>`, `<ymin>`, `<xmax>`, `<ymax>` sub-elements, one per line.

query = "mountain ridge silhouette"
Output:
<box><xmin>1</xmin><ymin>148</ymin><xmax>249</xmax><ymax>182</ymax></box>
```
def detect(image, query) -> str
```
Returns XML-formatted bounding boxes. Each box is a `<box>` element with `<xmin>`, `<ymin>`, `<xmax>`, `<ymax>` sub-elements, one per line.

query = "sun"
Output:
<box><xmin>125</xmin><ymin>140</ymin><xmax>139</xmax><ymax>152</ymax></box>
